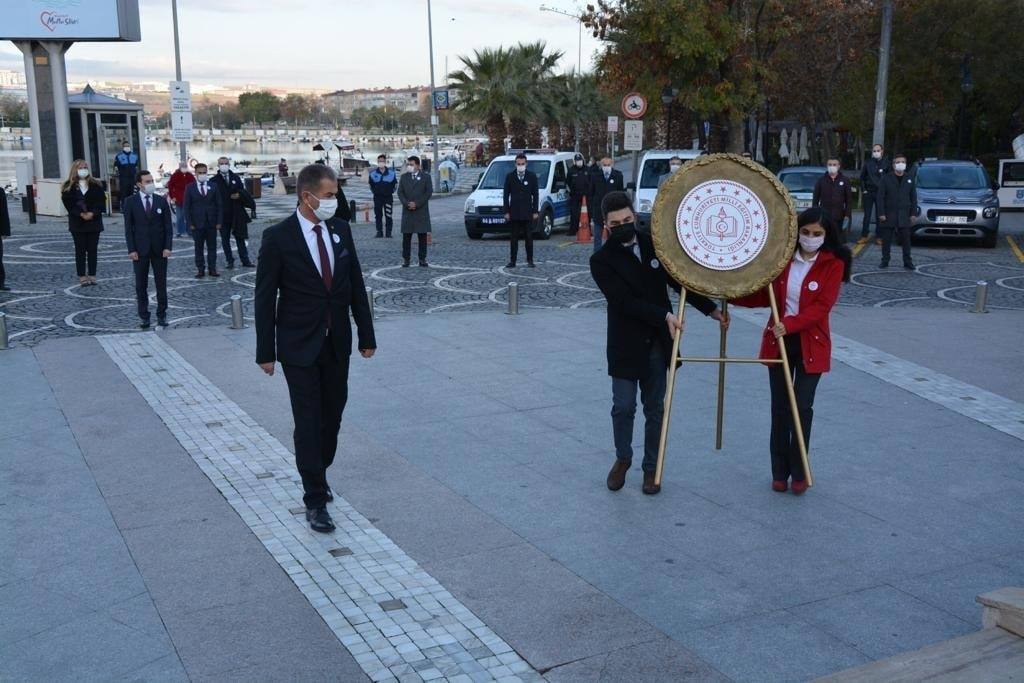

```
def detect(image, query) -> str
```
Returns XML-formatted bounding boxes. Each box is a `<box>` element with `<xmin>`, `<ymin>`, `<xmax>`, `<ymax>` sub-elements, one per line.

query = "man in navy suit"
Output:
<box><xmin>254</xmin><ymin>164</ymin><xmax>376</xmax><ymax>533</ymax></box>
<box><xmin>124</xmin><ymin>170</ymin><xmax>173</xmax><ymax>329</ymax></box>
<box><xmin>182</xmin><ymin>162</ymin><xmax>223</xmax><ymax>278</ymax></box>
<box><xmin>503</xmin><ymin>152</ymin><xmax>539</xmax><ymax>268</ymax></box>
<box><xmin>590</xmin><ymin>157</ymin><xmax>624</xmax><ymax>252</ymax></box>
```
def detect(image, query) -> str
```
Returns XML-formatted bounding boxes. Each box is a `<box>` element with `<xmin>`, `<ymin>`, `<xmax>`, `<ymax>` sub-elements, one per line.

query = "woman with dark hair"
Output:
<box><xmin>61</xmin><ymin>159</ymin><xmax>107</xmax><ymax>286</ymax></box>
<box><xmin>733</xmin><ymin>207</ymin><xmax>851</xmax><ymax>495</ymax></box>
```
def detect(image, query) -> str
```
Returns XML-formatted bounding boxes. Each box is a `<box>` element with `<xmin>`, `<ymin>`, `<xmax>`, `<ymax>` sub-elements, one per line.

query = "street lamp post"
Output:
<box><xmin>427</xmin><ymin>0</ymin><xmax>440</xmax><ymax>189</ymax></box>
<box><xmin>540</xmin><ymin>4</ymin><xmax>584</xmax><ymax>152</ymax></box>
<box><xmin>171</xmin><ymin>0</ymin><xmax>186</xmax><ymax>166</ymax></box>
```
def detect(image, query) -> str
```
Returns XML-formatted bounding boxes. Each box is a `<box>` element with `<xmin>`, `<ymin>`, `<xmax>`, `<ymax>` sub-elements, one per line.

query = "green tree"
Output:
<box><xmin>506</xmin><ymin>42</ymin><xmax>563</xmax><ymax>148</ymax></box>
<box><xmin>448</xmin><ymin>46</ymin><xmax>518</xmax><ymax>159</ymax></box>
<box><xmin>0</xmin><ymin>93</ymin><xmax>29</xmax><ymax>126</ymax></box>
<box><xmin>238</xmin><ymin>90</ymin><xmax>281</xmax><ymax>125</ymax></box>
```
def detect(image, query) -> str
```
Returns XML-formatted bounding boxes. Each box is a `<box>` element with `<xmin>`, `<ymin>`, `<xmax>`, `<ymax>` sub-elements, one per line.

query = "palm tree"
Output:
<box><xmin>507</xmin><ymin>42</ymin><xmax>563</xmax><ymax>149</ymax></box>
<box><xmin>448</xmin><ymin>46</ymin><xmax>518</xmax><ymax>160</ymax></box>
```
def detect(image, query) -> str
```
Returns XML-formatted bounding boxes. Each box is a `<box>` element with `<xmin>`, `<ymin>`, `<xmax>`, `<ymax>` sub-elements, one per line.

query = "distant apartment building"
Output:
<box><xmin>322</xmin><ymin>87</ymin><xmax>432</xmax><ymax>116</ymax></box>
<box><xmin>0</xmin><ymin>69</ymin><xmax>27</xmax><ymax>87</ymax></box>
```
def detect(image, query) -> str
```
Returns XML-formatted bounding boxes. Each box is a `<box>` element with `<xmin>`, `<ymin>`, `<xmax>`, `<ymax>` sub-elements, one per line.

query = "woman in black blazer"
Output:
<box><xmin>61</xmin><ymin>159</ymin><xmax>107</xmax><ymax>286</ymax></box>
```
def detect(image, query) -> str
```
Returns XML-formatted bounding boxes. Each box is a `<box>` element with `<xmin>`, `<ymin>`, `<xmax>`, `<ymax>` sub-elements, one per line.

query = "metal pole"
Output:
<box><xmin>229</xmin><ymin>294</ymin><xmax>246</xmax><ymax>329</ymax></box>
<box><xmin>0</xmin><ymin>312</ymin><xmax>9</xmax><ymax>350</ymax></box>
<box><xmin>768</xmin><ymin>286</ymin><xmax>812</xmax><ymax>486</ymax></box>
<box><xmin>872</xmin><ymin>0</ymin><xmax>893</xmax><ymax>147</ymax></box>
<box><xmin>714</xmin><ymin>300</ymin><xmax>727</xmax><ymax>450</ymax></box>
<box><xmin>506</xmin><ymin>282</ymin><xmax>519</xmax><ymax>315</ymax></box>
<box><xmin>366</xmin><ymin>286</ymin><xmax>376</xmax><ymax>320</ymax></box>
<box><xmin>654</xmin><ymin>289</ymin><xmax>686</xmax><ymax>487</ymax></box>
<box><xmin>427</xmin><ymin>0</ymin><xmax>440</xmax><ymax>190</ymax></box>
<box><xmin>971</xmin><ymin>280</ymin><xmax>988</xmax><ymax>313</ymax></box>
<box><xmin>171</xmin><ymin>0</ymin><xmax>187</xmax><ymax>166</ymax></box>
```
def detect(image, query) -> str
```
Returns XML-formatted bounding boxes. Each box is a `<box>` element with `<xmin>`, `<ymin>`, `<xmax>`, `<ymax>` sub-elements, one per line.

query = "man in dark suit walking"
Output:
<box><xmin>123</xmin><ymin>171</ymin><xmax>173</xmax><ymax>329</ymax></box>
<box><xmin>590</xmin><ymin>157</ymin><xmax>624</xmax><ymax>252</ymax></box>
<box><xmin>210</xmin><ymin>156</ymin><xmax>255</xmax><ymax>269</ymax></box>
<box><xmin>397</xmin><ymin>155</ymin><xmax>433</xmax><ymax>267</ymax></box>
<box><xmin>590</xmin><ymin>191</ymin><xmax>728</xmax><ymax>494</ymax></box>
<box><xmin>876</xmin><ymin>153</ymin><xmax>918</xmax><ymax>270</ymax></box>
<box><xmin>182</xmin><ymin>163</ymin><xmax>223</xmax><ymax>278</ymax></box>
<box><xmin>254</xmin><ymin>164</ymin><xmax>376</xmax><ymax>533</ymax></box>
<box><xmin>503</xmin><ymin>153</ymin><xmax>539</xmax><ymax>268</ymax></box>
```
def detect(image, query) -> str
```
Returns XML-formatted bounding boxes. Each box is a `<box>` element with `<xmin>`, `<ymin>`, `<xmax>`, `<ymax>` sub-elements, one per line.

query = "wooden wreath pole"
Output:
<box><xmin>767</xmin><ymin>286</ymin><xmax>813</xmax><ymax>486</ymax></box>
<box><xmin>654</xmin><ymin>289</ymin><xmax>687</xmax><ymax>487</ymax></box>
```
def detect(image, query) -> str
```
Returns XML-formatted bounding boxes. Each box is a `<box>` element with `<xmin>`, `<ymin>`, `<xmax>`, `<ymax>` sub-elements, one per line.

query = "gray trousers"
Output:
<box><xmin>611</xmin><ymin>345</ymin><xmax>667</xmax><ymax>472</ymax></box>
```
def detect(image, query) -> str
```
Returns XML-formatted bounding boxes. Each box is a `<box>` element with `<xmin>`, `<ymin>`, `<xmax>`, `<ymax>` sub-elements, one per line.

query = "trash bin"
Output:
<box><xmin>245</xmin><ymin>176</ymin><xmax>262</xmax><ymax>199</ymax></box>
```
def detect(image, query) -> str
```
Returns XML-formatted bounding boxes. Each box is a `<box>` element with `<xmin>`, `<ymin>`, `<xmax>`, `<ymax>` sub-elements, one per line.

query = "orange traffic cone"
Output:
<box><xmin>575</xmin><ymin>197</ymin><xmax>593</xmax><ymax>244</ymax></box>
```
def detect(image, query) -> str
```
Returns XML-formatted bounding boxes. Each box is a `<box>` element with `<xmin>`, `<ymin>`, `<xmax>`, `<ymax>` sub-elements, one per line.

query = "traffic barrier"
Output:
<box><xmin>971</xmin><ymin>280</ymin><xmax>989</xmax><ymax>314</ymax></box>
<box><xmin>229</xmin><ymin>294</ymin><xmax>247</xmax><ymax>329</ymax></box>
<box><xmin>506</xmin><ymin>282</ymin><xmax>520</xmax><ymax>315</ymax></box>
<box><xmin>575</xmin><ymin>197</ymin><xmax>592</xmax><ymax>244</ymax></box>
<box><xmin>0</xmin><ymin>311</ymin><xmax>8</xmax><ymax>350</ymax></box>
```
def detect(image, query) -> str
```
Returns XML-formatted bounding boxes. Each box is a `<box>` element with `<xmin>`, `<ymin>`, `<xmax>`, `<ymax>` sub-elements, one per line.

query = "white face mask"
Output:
<box><xmin>196</xmin><ymin>174</ymin><xmax>208</xmax><ymax>183</ymax></box>
<box><xmin>799</xmin><ymin>234</ymin><xmax>824</xmax><ymax>252</ymax></box>
<box><xmin>141</xmin><ymin>182</ymin><xmax>156</xmax><ymax>195</ymax></box>
<box><xmin>516</xmin><ymin>164</ymin><xmax>526</xmax><ymax>173</ymax></box>
<box><xmin>574</xmin><ymin>160</ymin><xmax>583</xmax><ymax>167</ymax></box>
<box><xmin>179</xmin><ymin>166</ymin><xmax>188</xmax><ymax>173</ymax></box>
<box><xmin>77</xmin><ymin>168</ymin><xmax>90</xmax><ymax>179</ymax></box>
<box><xmin>407</xmin><ymin>165</ymin><xmax>416</xmax><ymax>174</ymax></box>
<box><xmin>894</xmin><ymin>162</ymin><xmax>907</xmax><ymax>173</ymax></box>
<box><xmin>123</xmin><ymin>146</ymin><xmax>131</xmax><ymax>153</ymax></box>
<box><xmin>306</xmin><ymin>193</ymin><xmax>337</xmax><ymax>221</ymax></box>
<box><xmin>378</xmin><ymin>163</ymin><xmax>387</xmax><ymax>170</ymax></box>
<box><xmin>872</xmin><ymin>150</ymin><xmax>882</xmax><ymax>160</ymax></box>
<box><xmin>602</xmin><ymin>166</ymin><xmax>612</xmax><ymax>175</ymax></box>
<box><xmin>219</xmin><ymin>164</ymin><xmax>230</xmax><ymax>173</ymax></box>
<box><xmin>669</xmin><ymin>164</ymin><xmax>681</xmax><ymax>173</ymax></box>
<box><xmin>828</xmin><ymin>165</ymin><xmax>839</xmax><ymax>175</ymax></box>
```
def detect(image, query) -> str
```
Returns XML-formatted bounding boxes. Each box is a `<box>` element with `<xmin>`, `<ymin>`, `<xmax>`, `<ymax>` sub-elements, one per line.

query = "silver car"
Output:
<box><xmin>778</xmin><ymin>166</ymin><xmax>826</xmax><ymax>211</ymax></box>
<box><xmin>912</xmin><ymin>159</ymin><xmax>1000</xmax><ymax>248</ymax></box>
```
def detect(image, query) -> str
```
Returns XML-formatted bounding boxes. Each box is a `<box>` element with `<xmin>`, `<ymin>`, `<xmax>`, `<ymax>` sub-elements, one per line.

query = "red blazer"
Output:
<box><xmin>166</xmin><ymin>170</ymin><xmax>195</xmax><ymax>205</ymax></box>
<box><xmin>732</xmin><ymin>250</ymin><xmax>844</xmax><ymax>374</ymax></box>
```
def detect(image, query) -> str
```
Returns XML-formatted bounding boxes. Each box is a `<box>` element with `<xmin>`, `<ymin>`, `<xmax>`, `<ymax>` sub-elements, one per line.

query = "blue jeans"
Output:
<box><xmin>611</xmin><ymin>345</ymin><xmax>667</xmax><ymax>472</ymax></box>
<box><xmin>175</xmin><ymin>205</ymin><xmax>188</xmax><ymax>236</ymax></box>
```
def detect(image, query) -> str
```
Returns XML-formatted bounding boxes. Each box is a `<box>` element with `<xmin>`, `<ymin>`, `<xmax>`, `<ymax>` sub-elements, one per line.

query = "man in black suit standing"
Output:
<box><xmin>503</xmin><ymin>153</ymin><xmax>539</xmax><ymax>268</ymax></box>
<box><xmin>123</xmin><ymin>171</ymin><xmax>173</xmax><ymax>329</ymax></box>
<box><xmin>182</xmin><ymin>163</ymin><xmax>223</xmax><ymax>278</ymax></box>
<box><xmin>876</xmin><ymin>153</ymin><xmax>918</xmax><ymax>270</ymax></box>
<box><xmin>397</xmin><ymin>155</ymin><xmax>433</xmax><ymax>267</ymax></box>
<box><xmin>254</xmin><ymin>164</ymin><xmax>376</xmax><ymax>533</ymax></box>
<box><xmin>566</xmin><ymin>153</ymin><xmax>591</xmax><ymax>236</ymax></box>
<box><xmin>590</xmin><ymin>191</ymin><xmax>728</xmax><ymax>495</ymax></box>
<box><xmin>590</xmin><ymin>157</ymin><xmax>624</xmax><ymax>252</ymax></box>
<box><xmin>210</xmin><ymin>156</ymin><xmax>255</xmax><ymax>269</ymax></box>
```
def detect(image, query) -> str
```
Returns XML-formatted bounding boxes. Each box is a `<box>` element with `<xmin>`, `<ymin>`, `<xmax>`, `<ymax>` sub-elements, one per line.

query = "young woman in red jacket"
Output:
<box><xmin>733</xmin><ymin>208</ymin><xmax>851</xmax><ymax>495</ymax></box>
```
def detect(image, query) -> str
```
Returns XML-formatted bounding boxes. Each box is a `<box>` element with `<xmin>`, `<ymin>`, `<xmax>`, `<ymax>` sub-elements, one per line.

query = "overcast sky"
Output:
<box><xmin>0</xmin><ymin>0</ymin><xmax>601</xmax><ymax>90</ymax></box>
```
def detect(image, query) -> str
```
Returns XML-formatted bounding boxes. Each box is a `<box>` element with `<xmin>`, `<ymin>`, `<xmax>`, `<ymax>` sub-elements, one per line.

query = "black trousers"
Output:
<box><xmin>402</xmin><ymin>233</ymin><xmax>428</xmax><ymax>262</ymax></box>
<box><xmin>0</xmin><ymin>236</ymin><xmax>6</xmax><ymax>288</ymax></box>
<box><xmin>219</xmin><ymin>224</ymin><xmax>249</xmax><ymax>264</ymax></box>
<box><xmin>374</xmin><ymin>195</ymin><xmax>394</xmax><ymax>236</ymax></box>
<box><xmin>193</xmin><ymin>227</ymin><xmax>218</xmax><ymax>272</ymax></box>
<box><xmin>282</xmin><ymin>335</ymin><xmax>350</xmax><ymax>509</ymax></box>
<box><xmin>767</xmin><ymin>335</ymin><xmax>821</xmax><ymax>483</ymax></box>
<box><xmin>72</xmin><ymin>232</ymin><xmax>100</xmax><ymax>277</ymax></box>
<box><xmin>568</xmin><ymin>195</ymin><xmax>584</xmax><ymax>234</ymax></box>
<box><xmin>508</xmin><ymin>219</ymin><xmax>534</xmax><ymax>264</ymax></box>
<box><xmin>133</xmin><ymin>252</ymin><xmax>168</xmax><ymax>322</ymax></box>
<box><xmin>861</xmin><ymin>191</ymin><xmax>879</xmax><ymax>237</ymax></box>
<box><xmin>879</xmin><ymin>225</ymin><xmax>913</xmax><ymax>266</ymax></box>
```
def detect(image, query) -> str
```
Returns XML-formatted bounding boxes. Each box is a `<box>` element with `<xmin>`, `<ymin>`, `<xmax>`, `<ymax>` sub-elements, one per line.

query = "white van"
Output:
<box><xmin>631</xmin><ymin>149</ymin><xmax>704</xmax><ymax>233</ymax></box>
<box><xmin>463</xmin><ymin>149</ymin><xmax>575</xmax><ymax>239</ymax></box>
<box><xmin>997</xmin><ymin>158</ymin><xmax>1024</xmax><ymax>211</ymax></box>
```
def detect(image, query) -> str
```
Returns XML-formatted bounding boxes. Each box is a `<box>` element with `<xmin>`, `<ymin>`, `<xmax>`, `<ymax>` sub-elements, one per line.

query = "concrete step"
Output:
<box><xmin>818</xmin><ymin>587</ymin><xmax>1024</xmax><ymax>682</ymax></box>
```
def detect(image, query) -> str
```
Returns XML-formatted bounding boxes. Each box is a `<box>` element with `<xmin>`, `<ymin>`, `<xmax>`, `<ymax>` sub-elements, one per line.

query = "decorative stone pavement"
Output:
<box><xmin>2</xmin><ymin>195</ymin><xmax>1022</xmax><ymax>347</ymax></box>
<box><xmin>98</xmin><ymin>331</ymin><xmax>543</xmax><ymax>683</ymax></box>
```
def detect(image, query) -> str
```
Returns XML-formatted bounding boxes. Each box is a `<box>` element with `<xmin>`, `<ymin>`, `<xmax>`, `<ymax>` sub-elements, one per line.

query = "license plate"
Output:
<box><xmin>936</xmin><ymin>215</ymin><xmax>968</xmax><ymax>224</ymax></box>
<box><xmin>796</xmin><ymin>200</ymin><xmax>811</xmax><ymax>208</ymax></box>
<box><xmin>481</xmin><ymin>217</ymin><xmax>505</xmax><ymax>225</ymax></box>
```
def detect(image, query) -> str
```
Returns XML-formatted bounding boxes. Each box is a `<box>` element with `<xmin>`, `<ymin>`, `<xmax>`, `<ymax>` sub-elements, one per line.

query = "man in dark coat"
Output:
<box><xmin>397</xmin><ymin>155</ymin><xmax>432</xmax><ymax>267</ymax></box>
<box><xmin>123</xmin><ymin>171</ymin><xmax>173</xmax><ymax>328</ymax></box>
<box><xmin>503</xmin><ymin>153</ymin><xmax>539</xmax><ymax>268</ymax></box>
<box><xmin>566</xmin><ymin>153</ymin><xmax>591</xmax><ymax>236</ymax></box>
<box><xmin>876</xmin><ymin>153</ymin><xmax>918</xmax><ymax>270</ymax></box>
<box><xmin>589</xmin><ymin>191</ymin><xmax>728</xmax><ymax>495</ymax></box>
<box><xmin>182</xmin><ymin>162</ymin><xmax>223</xmax><ymax>278</ymax></box>
<box><xmin>812</xmin><ymin>158</ymin><xmax>854</xmax><ymax>236</ymax></box>
<box><xmin>254</xmin><ymin>163</ymin><xmax>376</xmax><ymax>534</ymax></box>
<box><xmin>0</xmin><ymin>188</ymin><xmax>10</xmax><ymax>291</ymax></box>
<box><xmin>590</xmin><ymin>157</ymin><xmax>624</xmax><ymax>252</ymax></box>
<box><xmin>369</xmin><ymin>154</ymin><xmax>397</xmax><ymax>238</ymax></box>
<box><xmin>859</xmin><ymin>143</ymin><xmax>890</xmax><ymax>239</ymax></box>
<box><xmin>210</xmin><ymin>156</ymin><xmax>255</xmax><ymax>268</ymax></box>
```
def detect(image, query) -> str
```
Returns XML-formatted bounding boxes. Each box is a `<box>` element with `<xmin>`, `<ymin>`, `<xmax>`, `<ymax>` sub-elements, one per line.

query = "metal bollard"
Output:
<box><xmin>506</xmin><ymin>282</ymin><xmax>520</xmax><ymax>315</ymax></box>
<box><xmin>229</xmin><ymin>294</ymin><xmax>247</xmax><ymax>329</ymax></box>
<box><xmin>0</xmin><ymin>311</ymin><xmax>8</xmax><ymax>350</ymax></box>
<box><xmin>366</xmin><ymin>286</ymin><xmax>375</xmax><ymax>320</ymax></box>
<box><xmin>971</xmin><ymin>280</ymin><xmax>989</xmax><ymax>314</ymax></box>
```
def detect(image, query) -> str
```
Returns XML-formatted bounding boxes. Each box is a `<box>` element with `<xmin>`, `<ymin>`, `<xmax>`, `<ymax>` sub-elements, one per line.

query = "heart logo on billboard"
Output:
<box><xmin>40</xmin><ymin>11</ymin><xmax>56</xmax><ymax>31</ymax></box>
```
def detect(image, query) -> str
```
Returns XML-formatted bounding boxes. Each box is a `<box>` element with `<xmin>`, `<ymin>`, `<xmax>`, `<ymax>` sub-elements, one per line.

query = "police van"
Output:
<box><xmin>463</xmin><ymin>150</ymin><xmax>575</xmax><ymax>239</ymax></box>
<box><xmin>630</xmin><ymin>149</ymin><xmax>704</xmax><ymax>233</ymax></box>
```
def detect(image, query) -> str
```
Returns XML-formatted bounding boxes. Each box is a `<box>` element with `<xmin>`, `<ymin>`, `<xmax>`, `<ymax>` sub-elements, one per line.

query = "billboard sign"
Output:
<box><xmin>0</xmin><ymin>0</ymin><xmax>141</xmax><ymax>41</ymax></box>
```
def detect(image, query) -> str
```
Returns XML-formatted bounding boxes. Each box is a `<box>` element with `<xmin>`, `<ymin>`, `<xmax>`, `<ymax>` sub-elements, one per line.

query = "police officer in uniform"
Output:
<box><xmin>114</xmin><ymin>141</ymin><xmax>139</xmax><ymax>210</ymax></box>
<box><xmin>369</xmin><ymin>154</ymin><xmax>397</xmax><ymax>238</ymax></box>
<box><xmin>567</xmin><ymin>153</ymin><xmax>591</xmax><ymax>236</ymax></box>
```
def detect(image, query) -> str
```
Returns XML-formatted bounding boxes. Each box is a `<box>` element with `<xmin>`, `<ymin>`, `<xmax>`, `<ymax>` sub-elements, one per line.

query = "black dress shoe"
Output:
<box><xmin>242</xmin><ymin>261</ymin><xmax>255</xmax><ymax>268</ymax></box>
<box><xmin>506</xmin><ymin>262</ymin><xmax>517</xmax><ymax>268</ymax></box>
<box><xmin>325</xmin><ymin>487</ymin><xmax>334</xmax><ymax>502</ymax></box>
<box><xmin>195</xmin><ymin>271</ymin><xmax>205</xmax><ymax>279</ymax></box>
<box><xmin>527</xmin><ymin>261</ymin><xmax>536</xmax><ymax>268</ymax></box>
<box><xmin>156</xmin><ymin>318</ymin><xmax>167</xmax><ymax>327</ymax></box>
<box><xmin>209</xmin><ymin>270</ymin><xmax>220</xmax><ymax>277</ymax></box>
<box><xmin>402</xmin><ymin>260</ymin><xmax>410</xmax><ymax>268</ymax></box>
<box><xmin>226</xmin><ymin>262</ymin><xmax>235</xmax><ymax>270</ymax></box>
<box><xmin>879</xmin><ymin>261</ymin><xmax>889</xmax><ymax>269</ymax></box>
<box><xmin>375</xmin><ymin>233</ymin><xmax>384</xmax><ymax>238</ymax></box>
<box><xmin>904</xmin><ymin>263</ymin><xmax>915</xmax><ymax>271</ymax></box>
<box><xmin>0</xmin><ymin>285</ymin><xmax>10</xmax><ymax>291</ymax></box>
<box><xmin>306</xmin><ymin>507</ymin><xmax>335</xmax><ymax>533</ymax></box>
<box><xmin>419</xmin><ymin>261</ymin><xmax>429</xmax><ymax>267</ymax></box>
<box><xmin>642</xmin><ymin>472</ymin><xmax>661</xmax><ymax>495</ymax></box>
<box><xmin>139</xmin><ymin>320</ymin><xmax>151</xmax><ymax>330</ymax></box>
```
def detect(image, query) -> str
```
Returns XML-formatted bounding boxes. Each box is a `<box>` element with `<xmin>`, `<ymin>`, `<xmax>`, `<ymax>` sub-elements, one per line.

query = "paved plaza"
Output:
<box><xmin>2</xmin><ymin>194</ymin><xmax>1024</xmax><ymax>681</ymax></box>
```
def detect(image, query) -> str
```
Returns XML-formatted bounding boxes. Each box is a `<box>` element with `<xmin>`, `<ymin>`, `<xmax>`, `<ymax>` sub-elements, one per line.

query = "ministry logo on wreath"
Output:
<box><xmin>675</xmin><ymin>179</ymin><xmax>768</xmax><ymax>271</ymax></box>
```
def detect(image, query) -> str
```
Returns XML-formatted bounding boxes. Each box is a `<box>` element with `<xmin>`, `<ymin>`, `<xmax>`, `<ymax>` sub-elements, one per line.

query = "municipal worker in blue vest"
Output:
<box><xmin>114</xmin><ymin>141</ymin><xmax>140</xmax><ymax>210</ymax></box>
<box><xmin>369</xmin><ymin>154</ymin><xmax>397</xmax><ymax>238</ymax></box>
